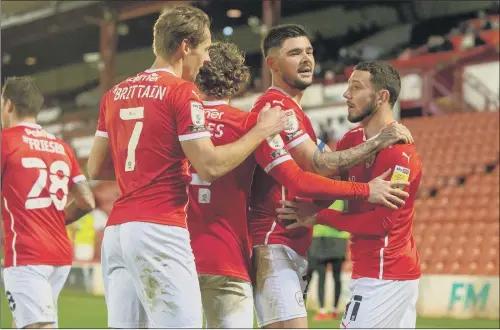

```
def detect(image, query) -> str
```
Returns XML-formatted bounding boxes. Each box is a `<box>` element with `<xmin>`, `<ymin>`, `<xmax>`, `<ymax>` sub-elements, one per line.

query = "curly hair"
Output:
<box><xmin>195</xmin><ymin>41</ymin><xmax>250</xmax><ymax>100</ymax></box>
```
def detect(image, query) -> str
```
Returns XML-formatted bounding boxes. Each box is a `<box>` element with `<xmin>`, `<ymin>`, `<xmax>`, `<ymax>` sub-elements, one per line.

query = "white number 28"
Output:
<box><xmin>120</xmin><ymin>107</ymin><xmax>144</xmax><ymax>172</ymax></box>
<box><xmin>22</xmin><ymin>157</ymin><xmax>70</xmax><ymax>211</ymax></box>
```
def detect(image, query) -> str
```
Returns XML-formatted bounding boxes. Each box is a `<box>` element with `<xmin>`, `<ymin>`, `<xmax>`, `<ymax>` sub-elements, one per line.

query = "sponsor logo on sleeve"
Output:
<box><xmin>270</xmin><ymin>149</ymin><xmax>289</xmax><ymax>159</ymax></box>
<box><xmin>191</xmin><ymin>101</ymin><xmax>205</xmax><ymax>125</ymax></box>
<box><xmin>391</xmin><ymin>165</ymin><xmax>410</xmax><ymax>189</ymax></box>
<box><xmin>189</xmin><ymin>101</ymin><xmax>206</xmax><ymax>132</ymax></box>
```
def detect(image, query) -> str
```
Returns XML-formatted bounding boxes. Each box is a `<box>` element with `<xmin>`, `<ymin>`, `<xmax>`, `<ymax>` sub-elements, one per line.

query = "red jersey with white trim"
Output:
<box><xmin>336</xmin><ymin>126</ymin><xmax>421</xmax><ymax>280</ymax></box>
<box><xmin>97</xmin><ymin>69</ymin><xmax>211</xmax><ymax>229</ymax></box>
<box><xmin>249</xmin><ymin>87</ymin><xmax>316</xmax><ymax>258</ymax></box>
<box><xmin>1</xmin><ymin>123</ymin><xmax>85</xmax><ymax>268</ymax></box>
<box><xmin>187</xmin><ymin>101</ymin><xmax>258</xmax><ymax>282</ymax></box>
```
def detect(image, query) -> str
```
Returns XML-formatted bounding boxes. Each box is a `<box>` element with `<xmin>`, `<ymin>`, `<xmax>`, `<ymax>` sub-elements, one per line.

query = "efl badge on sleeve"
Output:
<box><xmin>190</xmin><ymin>101</ymin><xmax>205</xmax><ymax>126</ymax></box>
<box><xmin>284</xmin><ymin>109</ymin><xmax>299</xmax><ymax>133</ymax></box>
<box><xmin>267</xmin><ymin>134</ymin><xmax>285</xmax><ymax>150</ymax></box>
<box><xmin>391</xmin><ymin>165</ymin><xmax>410</xmax><ymax>189</ymax></box>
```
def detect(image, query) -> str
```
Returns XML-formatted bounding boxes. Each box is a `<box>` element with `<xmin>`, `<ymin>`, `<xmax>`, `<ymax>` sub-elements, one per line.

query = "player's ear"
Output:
<box><xmin>5</xmin><ymin>99</ymin><xmax>14</xmax><ymax>114</ymax></box>
<box><xmin>180</xmin><ymin>39</ymin><xmax>190</xmax><ymax>56</ymax></box>
<box><xmin>379</xmin><ymin>89</ymin><xmax>390</xmax><ymax>105</ymax></box>
<box><xmin>266</xmin><ymin>56</ymin><xmax>277</xmax><ymax>72</ymax></box>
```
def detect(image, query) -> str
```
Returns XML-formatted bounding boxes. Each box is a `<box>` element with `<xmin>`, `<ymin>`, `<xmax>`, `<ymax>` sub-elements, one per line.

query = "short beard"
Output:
<box><xmin>282</xmin><ymin>72</ymin><xmax>311</xmax><ymax>91</ymax></box>
<box><xmin>291</xmin><ymin>78</ymin><xmax>312</xmax><ymax>91</ymax></box>
<box><xmin>348</xmin><ymin>101</ymin><xmax>377</xmax><ymax>123</ymax></box>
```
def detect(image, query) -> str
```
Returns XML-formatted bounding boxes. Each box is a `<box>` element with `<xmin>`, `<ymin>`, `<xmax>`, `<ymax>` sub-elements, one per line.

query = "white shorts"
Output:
<box><xmin>101</xmin><ymin>222</ymin><xmax>202</xmax><ymax>328</ymax></box>
<box><xmin>253</xmin><ymin>244</ymin><xmax>308</xmax><ymax>328</ymax></box>
<box><xmin>198</xmin><ymin>274</ymin><xmax>254</xmax><ymax>328</ymax></box>
<box><xmin>341</xmin><ymin>277</ymin><xmax>419</xmax><ymax>329</ymax></box>
<box><xmin>3</xmin><ymin>265</ymin><xmax>70</xmax><ymax>328</ymax></box>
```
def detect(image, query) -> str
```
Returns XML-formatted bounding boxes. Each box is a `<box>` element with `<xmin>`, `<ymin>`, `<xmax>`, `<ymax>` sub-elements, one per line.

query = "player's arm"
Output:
<box><xmin>279</xmin><ymin>148</ymin><xmax>416</xmax><ymax>235</ymax></box>
<box><xmin>258</xmin><ymin>136</ymin><xmax>408</xmax><ymax>207</ymax></box>
<box><xmin>290</xmin><ymin>122</ymin><xmax>414</xmax><ymax>177</ymax></box>
<box><xmin>65</xmin><ymin>181</ymin><xmax>95</xmax><ymax>225</ymax></box>
<box><xmin>88</xmin><ymin>93</ymin><xmax>116</xmax><ymax>181</ymax></box>
<box><xmin>67</xmin><ymin>146</ymin><xmax>96</xmax><ymax>225</ymax></box>
<box><xmin>176</xmin><ymin>84</ymin><xmax>286</xmax><ymax>183</ymax></box>
<box><xmin>87</xmin><ymin>137</ymin><xmax>116</xmax><ymax>180</ymax></box>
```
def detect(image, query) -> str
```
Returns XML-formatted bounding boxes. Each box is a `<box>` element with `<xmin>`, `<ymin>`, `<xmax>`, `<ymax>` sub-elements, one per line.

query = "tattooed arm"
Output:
<box><xmin>301</xmin><ymin>122</ymin><xmax>414</xmax><ymax>177</ymax></box>
<box><xmin>312</xmin><ymin>138</ymin><xmax>381</xmax><ymax>176</ymax></box>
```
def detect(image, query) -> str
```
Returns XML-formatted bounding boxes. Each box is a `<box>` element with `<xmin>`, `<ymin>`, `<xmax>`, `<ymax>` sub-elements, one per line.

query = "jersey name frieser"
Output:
<box><xmin>21</xmin><ymin>128</ymin><xmax>66</xmax><ymax>155</ymax></box>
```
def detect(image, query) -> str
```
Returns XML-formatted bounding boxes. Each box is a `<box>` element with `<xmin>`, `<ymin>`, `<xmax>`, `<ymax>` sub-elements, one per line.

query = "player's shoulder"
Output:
<box><xmin>379</xmin><ymin>143</ymin><xmax>418</xmax><ymax>157</ymax></box>
<box><xmin>378</xmin><ymin>143</ymin><xmax>421</xmax><ymax>170</ymax></box>
<box><xmin>337</xmin><ymin>125</ymin><xmax>363</xmax><ymax>148</ymax></box>
<box><xmin>252</xmin><ymin>87</ymin><xmax>298</xmax><ymax>113</ymax></box>
<box><xmin>344</xmin><ymin>125</ymin><xmax>364</xmax><ymax>138</ymax></box>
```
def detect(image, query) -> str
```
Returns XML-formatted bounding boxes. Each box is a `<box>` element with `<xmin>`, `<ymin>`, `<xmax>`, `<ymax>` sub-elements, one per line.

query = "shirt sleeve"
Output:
<box><xmin>251</xmin><ymin>97</ymin><xmax>310</xmax><ymax>150</ymax></box>
<box><xmin>171</xmin><ymin>82</ymin><xmax>211</xmax><ymax>142</ymax></box>
<box><xmin>65</xmin><ymin>143</ymin><xmax>86</xmax><ymax>187</ymax></box>
<box><xmin>96</xmin><ymin>93</ymin><xmax>108</xmax><ymax>138</ymax></box>
<box><xmin>254</xmin><ymin>134</ymin><xmax>369</xmax><ymax>200</ymax></box>
<box><xmin>254</xmin><ymin>134</ymin><xmax>293</xmax><ymax>173</ymax></box>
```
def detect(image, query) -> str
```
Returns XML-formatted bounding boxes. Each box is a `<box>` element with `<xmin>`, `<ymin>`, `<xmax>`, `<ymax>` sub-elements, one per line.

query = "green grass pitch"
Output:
<box><xmin>1</xmin><ymin>289</ymin><xmax>499</xmax><ymax>328</ymax></box>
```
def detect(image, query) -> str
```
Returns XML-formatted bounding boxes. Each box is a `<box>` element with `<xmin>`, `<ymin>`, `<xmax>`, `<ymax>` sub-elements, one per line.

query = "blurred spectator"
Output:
<box><xmin>478</xmin><ymin>10</ymin><xmax>493</xmax><ymax>30</ymax></box>
<box><xmin>398</xmin><ymin>47</ymin><xmax>413</xmax><ymax>60</ymax></box>
<box><xmin>318</xmin><ymin>122</ymin><xmax>330</xmax><ymax>145</ymax></box>
<box><xmin>427</xmin><ymin>35</ymin><xmax>454</xmax><ymax>53</ymax></box>
<box><xmin>324</xmin><ymin>69</ymin><xmax>335</xmax><ymax>85</ymax></box>
<box><xmin>335</xmin><ymin>116</ymin><xmax>350</xmax><ymax>141</ymax></box>
<box><xmin>314</xmin><ymin>62</ymin><xmax>323</xmax><ymax>79</ymax></box>
<box><xmin>306</xmin><ymin>200</ymin><xmax>349</xmax><ymax>321</ymax></box>
<box><xmin>461</xmin><ymin>30</ymin><xmax>486</xmax><ymax>50</ymax></box>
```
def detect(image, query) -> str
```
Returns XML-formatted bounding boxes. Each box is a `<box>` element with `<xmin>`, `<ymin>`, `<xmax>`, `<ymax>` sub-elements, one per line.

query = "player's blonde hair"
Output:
<box><xmin>195</xmin><ymin>41</ymin><xmax>250</xmax><ymax>100</ymax></box>
<box><xmin>153</xmin><ymin>5</ymin><xmax>210</xmax><ymax>59</ymax></box>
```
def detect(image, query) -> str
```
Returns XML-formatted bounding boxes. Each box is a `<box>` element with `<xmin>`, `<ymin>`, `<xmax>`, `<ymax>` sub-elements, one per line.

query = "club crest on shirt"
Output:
<box><xmin>284</xmin><ymin>109</ymin><xmax>299</xmax><ymax>134</ymax></box>
<box><xmin>267</xmin><ymin>135</ymin><xmax>285</xmax><ymax>150</ymax></box>
<box><xmin>190</xmin><ymin>101</ymin><xmax>205</xmax><ymax>126</ymax></box>
<box><xmin>365</xmin><ymin>154</ymin><xmax>376</xmax><ymax>168</ymax></box>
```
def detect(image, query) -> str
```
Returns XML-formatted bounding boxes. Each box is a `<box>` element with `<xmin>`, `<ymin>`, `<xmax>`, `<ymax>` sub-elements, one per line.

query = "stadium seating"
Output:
<box><xmin>341</xmin><ymin>111</ymin><xmax>499</xmax><ymax>276</ymax></box>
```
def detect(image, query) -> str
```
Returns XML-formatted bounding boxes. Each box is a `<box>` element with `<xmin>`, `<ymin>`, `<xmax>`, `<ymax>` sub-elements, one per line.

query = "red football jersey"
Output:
<box><xmin>187</xmin><ymin>101</ymin><xmax>258</xmax><ymax>281</ymax></box>
<box><xmin>1</xmin><ymin>123</ymin><xmax>85</xmax><ymax>268</ymax></box>
<box><xmin>336</xmin><ymin>126</ymin><xmax>422</xmax><ymax>280</ymax></box>
<box><xmin>249</xmin><ymin>87</ymin><xmax>317</xmax><ymax>258</ymax></box>
<box><xmin>97</xmin><ymin>68</ymin><xmax>210</xmax><ymax>229</ymax></box>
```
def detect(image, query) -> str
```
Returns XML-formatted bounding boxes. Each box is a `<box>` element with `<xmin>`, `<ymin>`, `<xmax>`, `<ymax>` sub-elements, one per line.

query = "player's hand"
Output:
<box><xmin>256</xmin><ymin>103</ymin><xmax>287</xmax><ymax>137</ymax></box>
<box><xmin>377</xmin><ymin>122</ymin><xmax>414</xmax><ymax>149</ymax></box>
<box><xmin>367</xmin><ymin>169</ymin><xmax>410</xmax><ymax>210</ymax></box>
<box><xmin>276</xmin><ymin>200</ymin><xmax>319</xmax><ymax>230</ymax></box>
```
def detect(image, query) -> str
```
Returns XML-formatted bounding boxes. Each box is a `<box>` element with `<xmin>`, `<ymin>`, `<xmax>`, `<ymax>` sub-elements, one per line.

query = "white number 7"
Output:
<box><xmin>120</xmin><ymin>107</ymin><xmax>144</xmax><ymax>172</ymax></box>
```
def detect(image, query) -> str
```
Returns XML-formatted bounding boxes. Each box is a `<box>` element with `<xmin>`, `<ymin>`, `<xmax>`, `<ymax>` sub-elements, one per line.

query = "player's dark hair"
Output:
<box><xmin>153</xmin><ymin>5</ymin><xmax>211</xmax><ymax>58</ymax></box>
<box><xmin>354</xmin><ymin>60</ymin><xmax>401</xmax><ymax>107</ymax></box>
<box><xmin>195</xmin><ymin>41</ymin><xmax>250</xmax><ymax>99</ymax></box>
<box><xmin>2</xmin><ymin>76</ymin><xmax>44</xmax><ymax>117</ymax></box>
<box><xmin>261</xmin><ymin>24</ymin><xmax>309</xmax><ymax>57</ymax></box>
